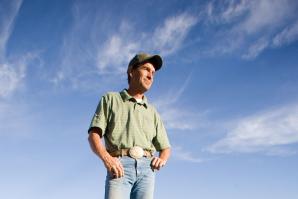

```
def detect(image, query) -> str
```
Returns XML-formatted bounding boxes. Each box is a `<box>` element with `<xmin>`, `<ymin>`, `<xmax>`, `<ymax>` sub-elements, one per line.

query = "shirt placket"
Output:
<box><xmin>134</xmin><ymin>102</ymin><xmax>143</xmax><ymax>125</ymax></box>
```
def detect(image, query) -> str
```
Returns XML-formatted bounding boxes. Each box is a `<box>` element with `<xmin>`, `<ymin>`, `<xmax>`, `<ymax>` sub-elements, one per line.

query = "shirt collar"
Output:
<box><xmin>120</xmin><ymin>89</ymin><xmax>148</xmax><ymax>108</ymax></box>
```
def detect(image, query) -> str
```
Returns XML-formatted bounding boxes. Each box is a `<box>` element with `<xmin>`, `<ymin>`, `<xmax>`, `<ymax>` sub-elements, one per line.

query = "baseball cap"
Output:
<box><xmin>127</xmin><ymin>53</ymin><xmax>163</xmax><ymax>74</ymax></box>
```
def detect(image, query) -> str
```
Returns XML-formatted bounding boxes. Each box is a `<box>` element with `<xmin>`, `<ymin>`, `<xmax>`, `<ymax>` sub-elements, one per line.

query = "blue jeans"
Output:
<box><xmin>105</xmin><ymin>156</ymin><xmax>155</xmax><ymax>199</ymax></box>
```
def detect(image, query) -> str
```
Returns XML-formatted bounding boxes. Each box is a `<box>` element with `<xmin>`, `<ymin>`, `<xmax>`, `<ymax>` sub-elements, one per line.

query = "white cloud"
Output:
<box><xmin>220</xmin><ymin>0</ymin><xmax>249</xmax><ymax>23</ymax></box>
<box><xmin>153</xmin><ymin>13</ymin><xmax>198</xmax><ymax>55</ymax></box>
<box><xmin>0</xmin><ymin>0</ymin><xmax>29</xmax><ymax>98</ymax></box>
<box><xmin>160</xmin><ymin>108</ymin><xmax>200</xmax><ymax>130</ymax></box>
<box><xmin>0</xmin><ymin>62</ymin><xmax>25</xmax><ymax>97</ymax></box>
<box><xmin>0</xmin><ymin>0</ymin><xmax>22</xmax><ymax>58</ymax></box>
<box><xmin>95</xmin><ymin>13</ymin><xmax>197</xmax><ymax>75</ymax></box>
<box><xmin>96</xmin><ymin>13</ymin><xmax>198</xmax><ymax>72</ymax></box>
<box><xmin>238</xmin><ymin>0</ymin><xmax>293</xmax><ymax>34</ymax></box>
<box><xmin>95</xmin><ymin>22</ymin><xmax>139</xmax><ymax>74</ymax></box>
<box><xmin>206</xmin><ymin>0</ymin><xmax>250</xmax><ymax>24</ymax></box>
<box><xmin>153</xmin><ymin>74</ymin><xmax>209</xmax><ymax>131</ymax></box>
<box><xmin>203</xmin><ymin>0</ymin><xmax>298</xmax><ymax>59</ymax></box>
<box><xmin>172</xmin><ymin>146</ymin><xmax>203</xmax><ymax>163</ymax></box>
<box><xmin>242</xmin><ymin>37</ymin><xmax>269</xmax><ymax>60</ymax></box>
<box><xmin>207</xmin><ymin>104</ymin><xmax>298</xmax><ymax>156</ymax></box>
<box><xmin>207</xmin><ymin>0</ymin><xmax>295</xmax><ymax>33</ymax></box>
<box><xmin>55</xmin><ymin>8</ymin><xmax>198</xmax><ymax>88</ymax></box>
<box><xmin>272</xmin><ymin>20</ymin><xmax>298</xmax><ymax>47</ymax></box>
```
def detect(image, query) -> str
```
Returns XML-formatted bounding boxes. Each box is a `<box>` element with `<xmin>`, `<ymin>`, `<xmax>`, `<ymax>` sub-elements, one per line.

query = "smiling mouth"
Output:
<box><xmin>144</xmin><ymin>78</ymin><xmax>151</xmax><ymax>82</ymax></box>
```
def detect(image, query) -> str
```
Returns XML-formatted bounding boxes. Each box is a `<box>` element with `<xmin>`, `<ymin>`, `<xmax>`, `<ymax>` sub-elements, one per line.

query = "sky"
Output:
<box><xmin>1</xmin><ymin>0</ymin><xmax>298</xmax><ymax>198</ymax></box>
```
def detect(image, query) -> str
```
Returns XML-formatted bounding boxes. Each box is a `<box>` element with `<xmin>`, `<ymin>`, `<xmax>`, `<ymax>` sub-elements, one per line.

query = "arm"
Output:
<box><xmin>88</xmin><ymin>128</ymin><xmax>124</xmax><ymax>178</ymax></box>
<box><xmin>151</xmin><ymin>147</ymin><xmax>171</xmax><ymax>170</ymax></box>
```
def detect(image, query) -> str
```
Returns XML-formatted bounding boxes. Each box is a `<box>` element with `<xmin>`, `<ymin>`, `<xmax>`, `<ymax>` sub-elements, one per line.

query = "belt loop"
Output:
<box><xmin>148</xmin><ymin>150</ymin><xmax>154</xmax><ymax>157</ymax></box>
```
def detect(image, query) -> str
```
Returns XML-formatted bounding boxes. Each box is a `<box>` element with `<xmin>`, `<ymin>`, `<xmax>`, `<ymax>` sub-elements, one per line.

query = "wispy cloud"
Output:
<box><xmin>237</xmin><ymin>0</ymin><xmax>293</xmax><ymax>34</ymax></box>
<box><xmin>172</xmin><ymin>145</ymin><xmax>203</xmax><ymax>163</ymax></box>
<box><xmin>0</xmin><ymin>0</ymin><xmax>40</xmax><ymax>142</ymax></box>
<box><xmin>0</xmin><ymin>99</ymin><xmax>36</xmax><ymax>138</ymax></box>
<box><xmin>202</xmin><ymin>0</ymin><xmax>298</xmax><ymax>59</ymax></box>
<box><xmin>0</xmin><ymin>60</ymin><xmax>25</xmax><ymax>97</ymax></box>
<box><xmin>95</xmin><ymin>21</ymin><xmax>139</xmax><ymax>74</ymax></box>
<box><xmin>272</xmin><ymin>19</ymin><xmax>298</xmax><ymax>47</ymax></box>
<box><xmin>206</xmin><ymin>0</ymin><xmax>250</xmax><ymax>24</ymax></box>
<box><xmin>53</xmin><ymin>18</ymin><xmax>139</xmax><ymax>90</ymax></box>
<box><xmin>0</xmin><ymin>0</ymin><xmax>28</xmax><ymax>98</ymax></box>
<box><xmin>153</xmin><ymin>74</ymin><xmax>195</xmax><ymax>130</ymax></box>
<box><xmin>96</xmin><ymin>13</ymin><xmax>197</xmax><ymax>73</ymax></box>
<box><xmin>54</xmin><ymin>3</ymin><xmax>198</xmax><ymax>89</ymax></box>
<box><xmin>242</xmin><ymin>37</ymin><xmax>269</xmax><ymax>60</ymax></box>
<box><xmin>207</xmin><ymin>0</ymin><xmax>295</xmax><ymax>33</ymax></box>
<box><xmin>53</xmin><ymin>0</ymin><xmax>298</xmax><ymax>90</ymax></box>
<box><xmin>0</xmin><ymin>0</ymin><xmax>22</xmax><ymax>59</ymax></box>
<box><xmin>153</xmin><ymin>13</ymin><xmax>198</xmax><ymax>55</ymax></box>
<box><xmin>207</xmin><ymin>103</ymin><xmax>298</xmax><ymax>156</ymax></box>
<box><xmin>153</xmin><ymin>73</ymin><xmax>209</xmax><ymax>131</ymax></box>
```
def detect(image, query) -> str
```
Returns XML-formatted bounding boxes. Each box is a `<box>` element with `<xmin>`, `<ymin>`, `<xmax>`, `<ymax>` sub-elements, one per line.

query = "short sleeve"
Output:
<box><xmin>152</xmin><ymin>113</ymin><xmax>171</xmax><ymax>151</ymax></box>
<box><xmin>88</xmin><ymin>95</ymin><xmax>109</xmax><ymax>135</ymax></box>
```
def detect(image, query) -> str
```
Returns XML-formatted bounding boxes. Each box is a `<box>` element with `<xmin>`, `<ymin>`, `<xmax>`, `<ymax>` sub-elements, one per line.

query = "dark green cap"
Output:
<box><xmin>127</xmin><ymin>53</ymin><xmax>163</xmax><ymax>74</ymax></box>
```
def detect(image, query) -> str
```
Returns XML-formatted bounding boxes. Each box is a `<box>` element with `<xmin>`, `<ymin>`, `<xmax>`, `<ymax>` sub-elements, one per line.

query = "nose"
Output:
<box><xmin>147</xmin><ymin>72</ymin><xmax>153</xmax><ymax>80</ymax></box>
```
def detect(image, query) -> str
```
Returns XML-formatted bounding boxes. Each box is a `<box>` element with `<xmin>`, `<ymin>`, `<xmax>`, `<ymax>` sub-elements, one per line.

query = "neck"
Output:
<box><xmin>127</xmin><ymin>87</ymin><xmax>145</xmax><ymax>99</ymax></box>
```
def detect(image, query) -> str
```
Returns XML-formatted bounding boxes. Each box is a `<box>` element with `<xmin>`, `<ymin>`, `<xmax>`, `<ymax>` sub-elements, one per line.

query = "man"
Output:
<box><xmin>88</xmin><ymin>52</ymin><xmax>171</xmax><ymax>199</ymax></box>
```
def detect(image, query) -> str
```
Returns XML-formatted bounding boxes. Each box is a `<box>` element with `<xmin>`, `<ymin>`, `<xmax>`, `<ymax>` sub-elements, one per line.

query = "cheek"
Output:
<box><xmin>140</xmin><ymin>74</ymin><xmax>147</xmax><ymax>80</ymax></box>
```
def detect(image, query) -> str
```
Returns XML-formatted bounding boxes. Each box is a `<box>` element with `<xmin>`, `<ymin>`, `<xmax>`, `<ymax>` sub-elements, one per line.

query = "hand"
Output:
<box><xmin>151</xmin><ymin>157</ymin><xmax>166</xmax><ymax>171</ymax></box>
<box><xmin>103</xmin><ymin>155</ymin><xmax>124</xmax><ymax>178</ymax></box>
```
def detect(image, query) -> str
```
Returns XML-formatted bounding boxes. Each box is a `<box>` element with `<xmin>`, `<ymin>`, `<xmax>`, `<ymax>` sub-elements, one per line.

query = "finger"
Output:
<box><xmin>115</xmin><ymin>159</ymin><xmax>124</xmax><ymax>177</ymax></box>
<box><xmin>109</xmin><ymin>165</ymin><xmax>115</xmax><ymax>173</ymax></box>
<box><xmin>118</xmin><ymin>160</ymin><xmax>124</xmax><ymax>171</ymax></box>
<box><xmin>111</xmin><ymin>166</ymin><xmax>116</xmax><ymax>176</ymax></box>
<box><xmin>116</xmin><ymin>164</ymin><xmax>125</xmax><ymax>178</ymax></box>
<box><xmin>118</xmin><ymin>164</ymin><xmax>124</xmax><ymax>177</ymax></box>
<box><xmin>151</xmin><ymin>157</ymin><xmax>158</xmax><ymax>167</ymax></box>
<box><xmin>156</xmin><ymin>159</ymin><xmax>166</xmax><ymax>170</ymax></box>
<box><xmin>113</xmin><ymin>166</ymin><xmax>121</xmax><ymax>178</ymax></box>
<box><xmin>151</xmin><ymin>159</ymin><xmax>161</xmax><ymax>170</ymax></box>
<box><xmin>157</xmin><ymin>160</ymin><xmax>163</xmax><ymax>170</ymax></box>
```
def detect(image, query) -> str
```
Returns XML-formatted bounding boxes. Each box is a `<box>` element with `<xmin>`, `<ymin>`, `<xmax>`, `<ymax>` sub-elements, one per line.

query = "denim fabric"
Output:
<box><xmin>105</xmin><ymin>156</ymin><xmax>155</xmax><ymax>199</ymax></box>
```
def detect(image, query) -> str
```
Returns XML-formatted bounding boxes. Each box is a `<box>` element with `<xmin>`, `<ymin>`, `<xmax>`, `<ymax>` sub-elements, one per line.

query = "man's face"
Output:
<box><xmin>130</xmin><ymin>62</ymin><xmax>156</xmax><ymax>92</ymax></box>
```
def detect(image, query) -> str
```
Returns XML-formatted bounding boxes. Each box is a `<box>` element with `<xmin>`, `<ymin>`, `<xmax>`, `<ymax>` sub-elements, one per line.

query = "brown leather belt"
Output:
<box><xmin>109</xmin><ymin>148</ymin><xmax>153</xmax><ymax>158</ymax></box>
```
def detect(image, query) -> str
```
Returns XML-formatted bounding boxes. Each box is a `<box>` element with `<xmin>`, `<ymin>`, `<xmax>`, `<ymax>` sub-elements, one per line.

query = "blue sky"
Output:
<box><xmin>1</xmin><ymin>0</ymin><xmax>298</xmax><ymax>198</ymax></box>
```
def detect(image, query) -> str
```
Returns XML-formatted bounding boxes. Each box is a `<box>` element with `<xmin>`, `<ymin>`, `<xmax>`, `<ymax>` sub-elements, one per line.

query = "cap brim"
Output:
<box><xmin>144</xmin><ymin>55</ymin><xmax>163</xmax><ymax>71</ymax></box>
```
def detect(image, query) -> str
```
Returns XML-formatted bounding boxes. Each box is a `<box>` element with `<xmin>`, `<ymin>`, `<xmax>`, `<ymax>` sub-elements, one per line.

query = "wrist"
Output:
<box><xmin>161</xmin><ymin>159</ymin><xmax>167</xmax><ymax>166</ymax></box>
<box><xmin>101</xmin><ymin>151</ymin><xmax>112</xmax><ymax>162</ymax></box>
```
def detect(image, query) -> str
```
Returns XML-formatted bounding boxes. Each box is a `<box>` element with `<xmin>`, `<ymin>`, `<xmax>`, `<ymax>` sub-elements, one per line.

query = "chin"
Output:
<box><xmin>142</xmin><ymin>87</ymin><xmax>149</xmax><ymax>93</ymax></box>
<box><xmin>141</xmin><ymin>85</ymin><xmax>151</xmax><ymax>92</ymax></box>
<box><xmin>145</xmin><ymin>84</ymin><xmax>152</xmax><ymax>90</ymax></box>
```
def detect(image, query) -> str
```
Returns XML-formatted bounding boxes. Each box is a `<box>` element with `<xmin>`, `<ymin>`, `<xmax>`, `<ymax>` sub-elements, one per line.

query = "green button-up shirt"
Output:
<box><xmin>88</xmin><ymin>89</ymin><xmax>170</xmax><ymax>153</ymax></box>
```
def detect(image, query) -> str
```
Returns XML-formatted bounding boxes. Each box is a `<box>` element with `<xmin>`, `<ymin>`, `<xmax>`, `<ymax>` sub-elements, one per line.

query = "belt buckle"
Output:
<box><xmin>129</xmin><ymin>146</ymin><xmax>144</xmax><ymax>159</ymax></box>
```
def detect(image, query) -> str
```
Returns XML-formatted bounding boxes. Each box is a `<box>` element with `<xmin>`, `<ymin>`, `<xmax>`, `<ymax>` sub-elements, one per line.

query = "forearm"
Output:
<box><xmin>151</xmin><ymin>147</ymin><xmax>171</xmax><ymax>170</ymax></box>
<box><xmin>159</xmin><ymin>147</ymin><xmax>171</xmax><ymax>162</ymax></box>
<box><xmin>88</xmin><ymin>130</ymin><xmax>124</xmax><ymax>178</ymax></box>
<box><xmin>88</xmin><ymin>130</ymin><xmax>110</xmax><ymax>161</ymax></box>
